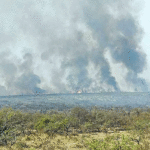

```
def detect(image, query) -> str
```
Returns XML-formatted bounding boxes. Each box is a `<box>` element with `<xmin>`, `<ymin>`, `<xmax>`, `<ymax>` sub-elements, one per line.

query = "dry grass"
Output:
<box><xmin>0</xmin><ymin>129</ymin><xmax>148</xmax><ymax>150</ymax></box>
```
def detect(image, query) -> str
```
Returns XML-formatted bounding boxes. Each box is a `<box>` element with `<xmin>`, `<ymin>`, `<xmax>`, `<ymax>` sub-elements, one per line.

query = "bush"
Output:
<box><xmin>70</xmin><ymin>106</ymin><xmax>89</xmax><ymax>124</ymax></box>
<box><xmin>34</xmin><ymin>114</ymin><xmax>70</xmax><ymax>136</ymax></box>
<box><xmin>34</xmin><ymin>117</ymin><xmax>52</xmax><ymax>131</ymax></box>
<box><xmin>85</xmin><ymin>138</ymin><xmax>106</xmax><ymax>150</ymax></box>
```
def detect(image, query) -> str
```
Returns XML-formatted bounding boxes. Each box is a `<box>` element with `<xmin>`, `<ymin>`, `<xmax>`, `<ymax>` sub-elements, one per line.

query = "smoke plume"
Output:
<box><xmin>0</xmin><ymin>0</ymin><xmax>148</xmax><ymax>95</ymax></box>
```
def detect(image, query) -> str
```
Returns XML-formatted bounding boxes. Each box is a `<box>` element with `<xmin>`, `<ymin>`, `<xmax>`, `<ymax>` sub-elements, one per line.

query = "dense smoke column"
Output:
<box><xmin>65</xmin><ymin>55</ymin><xmax>92</xmax><ymax>92</ymax></box>
<box><xmin>82</xmin><ymin>0</ymin><xmax>147</xmax><ymax>92</ymax></box>
<box><xmin>14</xmin><ymin>53</ymin><xmax>46</xmax><ymax>95</ymax></box>
<box><xmin>90</xmin><ymin>50</ymin><xmax>120</xmax><ymax>92</ymax></box>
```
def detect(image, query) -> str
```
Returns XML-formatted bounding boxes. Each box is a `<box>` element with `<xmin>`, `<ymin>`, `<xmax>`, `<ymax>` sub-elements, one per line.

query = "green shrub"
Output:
<box><xmin>67</xmin><ymin>115</ymin><xmax>79</xmax><ymax>128</ymax></box>
<box><xmin>34</xmin><ymin>115</ymin><xmax>69</xmax><ymax>135</ymax></box>
<box><xmin>85</xmin><ymin>138</ymin><xmax>102</xmax><ymax>150</ymax></box>
<box><xmin>83</xmin><ymin>122</ymin><xmax>93</xmax><ymax>132</ymax></box>
<box><xmin>70</xmin><ymin>106</ymin><xmax>89</xmax><ymax>124</ymax></box>
<box><xmin>34</xmin><ymin>117</ymin><xmax>51</xmax><ymax>130</ymax></box>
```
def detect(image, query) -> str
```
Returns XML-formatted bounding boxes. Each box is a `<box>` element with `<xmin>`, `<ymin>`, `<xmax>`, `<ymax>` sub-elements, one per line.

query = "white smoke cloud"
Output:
<box><xmin>0</xmin><ymin>0</ymin><xmax>148</xmax><ymax>95</ymax></box>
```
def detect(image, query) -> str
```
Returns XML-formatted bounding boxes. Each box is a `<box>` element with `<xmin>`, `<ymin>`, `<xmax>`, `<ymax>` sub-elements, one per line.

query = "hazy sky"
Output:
<box><xmin>0</xmin><ymin>0</ymin><xmax>150</xmax><ymax>95</ymax></box>
<box><xmin>139</xmin><ymin>0</ymin><xmax>150</xmax><ymax>81</ymax></box>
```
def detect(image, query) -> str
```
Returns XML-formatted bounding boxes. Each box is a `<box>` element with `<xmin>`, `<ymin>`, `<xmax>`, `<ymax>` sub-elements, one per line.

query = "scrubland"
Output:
<box><xmin>0</xmin><ymin>106</ymin><xmax>150</xmax><ymax>149</ymax></box>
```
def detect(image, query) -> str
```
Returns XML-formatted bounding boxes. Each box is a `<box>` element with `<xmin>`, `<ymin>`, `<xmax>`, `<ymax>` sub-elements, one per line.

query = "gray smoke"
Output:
<box><xmin>0</xmin><ymin>0</ymin><xmax>148</xmax><ymax>95</ymax></box>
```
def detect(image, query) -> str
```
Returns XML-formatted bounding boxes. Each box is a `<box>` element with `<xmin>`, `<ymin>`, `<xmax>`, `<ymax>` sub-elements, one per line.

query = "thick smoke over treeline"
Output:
<box><xmin>0</xmin><ymin>0</ymin><xmax>148</xmax><ymax>95</ymax></box>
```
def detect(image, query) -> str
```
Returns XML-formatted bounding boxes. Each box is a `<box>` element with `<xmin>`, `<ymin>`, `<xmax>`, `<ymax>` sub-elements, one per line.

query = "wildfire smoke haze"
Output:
<box><xmin>0</xmin><ymin>0</ymin><xmax>148</xmax><ymax>95</ymax></box>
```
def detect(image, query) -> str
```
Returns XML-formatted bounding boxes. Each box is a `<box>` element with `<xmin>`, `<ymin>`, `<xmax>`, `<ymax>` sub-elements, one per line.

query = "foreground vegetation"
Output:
<box><xmin>0</xmin><ymin>106</ymin><xmax>150</xmax><ymax>149</ymax></box>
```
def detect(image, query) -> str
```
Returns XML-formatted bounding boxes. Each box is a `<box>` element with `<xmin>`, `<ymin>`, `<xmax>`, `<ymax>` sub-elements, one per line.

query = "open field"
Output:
<box><xmin>0</xmin><ymin>106</ymin><xmax>150</xmax><ymax>149</ymax></box>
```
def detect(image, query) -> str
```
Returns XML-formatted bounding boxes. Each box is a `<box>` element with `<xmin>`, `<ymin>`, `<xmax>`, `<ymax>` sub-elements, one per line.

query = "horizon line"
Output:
<box><xmin>0</xmin><ymin>91</ymin><xmax>149</xmax><ymax>97</ymax></box>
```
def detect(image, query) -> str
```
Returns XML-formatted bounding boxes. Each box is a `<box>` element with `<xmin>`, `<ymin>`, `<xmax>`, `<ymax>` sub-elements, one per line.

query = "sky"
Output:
<box><xmin>139</xmin><ymin>0</ymin><xmax>150</xmax><ymax>81</ymax></box>
<box><xmin>0</xmin><ymin>0</ymin><xmax>150</xmax><ymax>96</ymax></box>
